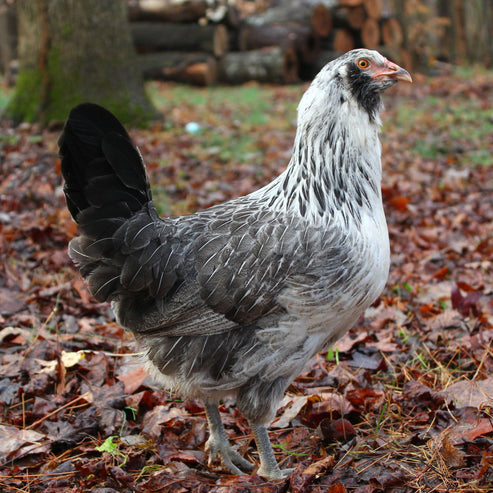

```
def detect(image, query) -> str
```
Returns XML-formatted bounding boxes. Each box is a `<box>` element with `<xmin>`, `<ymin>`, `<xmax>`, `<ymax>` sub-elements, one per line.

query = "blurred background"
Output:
<box><xmin>0</xmin><ymin>0</ymin><xmax>492</xmax><ymax>125</ymax></box>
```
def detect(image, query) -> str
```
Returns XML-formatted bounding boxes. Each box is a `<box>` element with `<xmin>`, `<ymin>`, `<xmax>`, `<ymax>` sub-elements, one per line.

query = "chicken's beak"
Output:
<box><xmin>372</xmin><ymin>60</ymin><xmax>412</xmax><ymax>83</ymax></box>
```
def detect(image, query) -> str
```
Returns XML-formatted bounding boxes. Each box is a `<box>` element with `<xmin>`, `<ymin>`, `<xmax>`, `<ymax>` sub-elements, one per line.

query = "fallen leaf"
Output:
<box><xmin>347</xmin><ymin>351</ymin><xmax>382</xmax><ymax>370</ymax></box>
<box><xmin>0</xmin><ymin>425</ymin><xmax>47</xmax><ymax>462</ymax></box>
<box><xmin>0</xmin><ymin>326</ymin><xmax>31</xmax><ymax>343</ymax></box>
<box><xmin>448</xmin><ymin>419</ymin><xmax>493</xmax><ymax>444</ymax></box>
<box><xmin>388</xmin><ymin>196</ymin><xmax>410</xmax><ymax>211</ymax></box>
<box><xmin>401</xmin><ymin>380</ymin><xmax>450</xmax><ymax>410</ymax></box>
<box><xmin>271</xmin><ymin>394</ymin><xmax>309</xmax><ymax>429</ymax></box>
<box><xmin>117</xmin><ymin>366</ymin><xmax>150</xmax><ymax>394</ymax></box>
<box><xmin>416</xmin><ymin>281</ymin><xmax>452</xmax><ymax>304</ymax></box>
<box><xmin>451</xmin><ymin>284</ymin><xmax>483</xmax><ymax>317</ymax></box>
<box><xmin>334</xmin><ymin>331</ymin><xmax>369</xmax><ymax>352</ymax></box>
<box><xmin>444</xmin><ymin>377</ymin><xmax>493</xmax><ymax>408</ymax></box>
<box><xmin>316</xmin><ymin>418</ymin><xmax>356</xmax><ymax>444</ymax></box>
<box><xmin>303</xmin><ymin>455</ymin><xmax>336</xmax><ymax>476</ymax></box>
<box><xmin>0</xmin><ymin>288</ymin><xmax>25</xmax><ymax>315</ymax></box>
<box><xmin>429</xmin><ymin>430</ymin><xmax>466</xmax><ymax>468</ymax></box>
<box><xmin>38</xmin><ymin>350</ymin><xmax>86</xmax><ymax>373</ymax></box>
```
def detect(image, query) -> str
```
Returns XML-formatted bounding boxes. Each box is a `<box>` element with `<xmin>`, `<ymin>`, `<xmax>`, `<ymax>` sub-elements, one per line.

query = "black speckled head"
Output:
<box><xmin>346</xmin><ymin>60</ymin><xmax>386</xmax><ymax>120</ymax></box>
<box><xmin>299</xmin><ymin>49</ymin><xmax>412</xmax><ymax>131</ymax></box>
<box><xmin>343</xmin><ymin>49</ymin><xmax>412</xmax><ymax>120</ymax></box>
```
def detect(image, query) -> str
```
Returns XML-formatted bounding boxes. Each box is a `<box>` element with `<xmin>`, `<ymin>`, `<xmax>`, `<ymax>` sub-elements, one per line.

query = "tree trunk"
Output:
<box><xmin>219</xmin><ymin>47</ymin><xmax>298</xmax><ymax>84</ymax></box>
<box><xmin>0</xmin><ymin>3</ymin><xmax>17</xmax><ymax>82</ymax></box>
<box><xmin>5</xmin><ymin>0</ymin><xmax>156</xmax><ymax>126</ymax></box>
<box><xmin>131</xmin><ymin>22</ymin><xmax>229</xmax><ymax>57</ymax></box>
<box><xmin>452</xmin><ymin>0</ymin><xmax>467</xmax><ymax>61</ymax></box>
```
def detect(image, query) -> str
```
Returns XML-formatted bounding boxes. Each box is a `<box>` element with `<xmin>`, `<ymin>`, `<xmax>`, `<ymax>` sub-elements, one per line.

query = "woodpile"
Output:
<box><xmin>0</xmin><ymin>1</ymin><xmax>408</xmax><ymax>87</ymax></box>
<box><xmin>129</xmin><ymin>0</ymin><xmax>409</xmax><ymax>85</ymax></box>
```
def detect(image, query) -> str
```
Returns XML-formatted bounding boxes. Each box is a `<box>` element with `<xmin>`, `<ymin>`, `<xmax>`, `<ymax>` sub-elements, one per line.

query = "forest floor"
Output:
<box><xmin>0</xmin><ymin>67</ymin><xmax>492</xmax><ymax>492</ymax></box>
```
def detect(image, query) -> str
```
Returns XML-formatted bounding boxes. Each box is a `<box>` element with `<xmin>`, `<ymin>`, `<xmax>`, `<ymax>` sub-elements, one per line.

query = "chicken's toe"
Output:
<box><xmin>205</xmin><ymin>436</ymin><xmax>254</xmax><ymax>474</ymax></box>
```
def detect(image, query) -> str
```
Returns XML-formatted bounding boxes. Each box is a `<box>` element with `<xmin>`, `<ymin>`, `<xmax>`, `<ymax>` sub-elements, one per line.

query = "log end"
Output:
<box><xmin>382</xmin><ymin>17</ymin><xmax>403</xmax><ymax>48</ymax></box>
<box><xmin>361</xmin><ymin>18</ymin><xmax>380</xmax><ymax>48</ymax></box>
<box><xmin>213</xmin><ymin>24</ymin><xmax>229</xmax><ymax>57</ymax></box>
<box><xmin>311</xmin><ymin>4</ymin><xmax>333</xmax><ymax>37</ymax></box>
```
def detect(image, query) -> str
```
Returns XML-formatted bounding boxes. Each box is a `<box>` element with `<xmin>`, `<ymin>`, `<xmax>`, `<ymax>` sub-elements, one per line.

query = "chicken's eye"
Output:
<box><xmin>358</xmin><ymin>59</ymin><xmax>370</xmax><ymax>69</ymax></box>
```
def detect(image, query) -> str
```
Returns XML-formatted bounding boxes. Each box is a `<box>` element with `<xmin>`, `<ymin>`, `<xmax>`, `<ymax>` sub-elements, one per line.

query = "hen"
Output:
<box><xmin>60</xmin><ymin>49</ymin><xmax>411</xmax><ymax>480</ymax></box>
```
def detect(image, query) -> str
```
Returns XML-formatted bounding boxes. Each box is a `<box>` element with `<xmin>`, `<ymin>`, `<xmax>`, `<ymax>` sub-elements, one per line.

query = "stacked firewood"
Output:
<box><xmin>129</xmin><ymin>0</ymin><xmax>409</xmax><ymax>85</ymax></box>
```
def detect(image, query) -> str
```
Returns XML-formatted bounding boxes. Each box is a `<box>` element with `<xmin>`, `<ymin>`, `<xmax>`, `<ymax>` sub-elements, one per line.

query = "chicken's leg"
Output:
<box><xmin>249</xmin><ymin>421</ymin><xmax>294</xmax><ymax>480</ymax></box>
<box><xmin>204</xmin><ymin>402</ymin><xmax>254</xmax><ymax>474</ymax></box>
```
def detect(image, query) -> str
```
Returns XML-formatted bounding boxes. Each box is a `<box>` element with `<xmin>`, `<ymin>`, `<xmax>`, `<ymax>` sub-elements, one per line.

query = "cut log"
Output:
<box><xmin>131</xmin><ymin>22</ymin><xmax>229</xmax><ymax>57</ymax></box>
<box><xmin>381</xmin><ymin>17</ymin><xmax>403</xmax><ymax>48</ymax></box>
<box><xmin>333</xmin><ymin>6</ymin><xmax>366</xmax><ymax>30</ymax></box>
<box><xmin>363</xmin><ymin>0</ymin><xmax>383</xmax><ymax>19</ymax></box>
<box><xmin>239</xmin><ymin>23</ymin><xmax>307</xmax><ymax>51</ymax></box>
<box><xmin>138</xmin><ymin>52</ymin><xmax>217</xmax><ymax>85</ymax></box>
<box><xmin>360</xmin><ymin>18</ymin><xmax>380</xmax><ymax>48</ymax></box>
<box><xmin>332</xmin><ymin>28</ymin><xmax>356</xmax><ymax>52</ymax></box>
<box><xmin>219</xmin><ymin>47</ymin><xmax>298</xmax><ymax>84</ymax></box>
<box><xmin>338</xmin><ymin>0</ymin><xmax>364</xmax><ymax>7</ymax></box>
<box><xmin>244</xmin><ymin>3</ymin><xmax>332</xmax><ymax>37</ymax></box>
<box><xmin>239</xmin><ymin>23</ymin><xmax>320</xmax><ymax>64</ymax></box>
<box><xmin>127</xmin><ymin>0</ymin><xmax>207</xmax><ymax>22</ymax></box>
<box><xmin>346</xmin><ymin>6</ymin><xmax>366</xmax><ymax>29</ymax></box>
<box><xmin>311</xmin><ymin>4</ymin><xmax>333</xmax><ymax>37</ymax></box>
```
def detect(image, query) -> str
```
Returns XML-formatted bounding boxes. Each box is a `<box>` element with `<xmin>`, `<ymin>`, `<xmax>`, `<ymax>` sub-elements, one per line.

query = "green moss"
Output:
<box><xmin>4</xmin><ymin>69</ymin><xmax>44</xmax><ymax>124</ymax></box>
<box><xmin>44</xmin><ymin>47</ymin><xmax>84</xmax><ymax>123</ymax></box>
<box><xmin>105</xmin><ymin>93</ymin><xmax>159</xmax><ymax>128</ymax></box>
<box><xmin>5</xmin><ymin>45</ymin><xmax>158</xmax><ymax>127</ymax></box>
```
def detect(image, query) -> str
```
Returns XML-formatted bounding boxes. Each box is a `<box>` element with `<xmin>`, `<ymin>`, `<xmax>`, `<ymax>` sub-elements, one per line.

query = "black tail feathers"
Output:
<box><xmin>59</xmin><ymin>103</ymin><xmax>152</xmax><ymax>237</ymax></box>
<box><xmin>60</xmin><ymin>103</ymin><xmax>159</xmax><ymax>302</ymax></box>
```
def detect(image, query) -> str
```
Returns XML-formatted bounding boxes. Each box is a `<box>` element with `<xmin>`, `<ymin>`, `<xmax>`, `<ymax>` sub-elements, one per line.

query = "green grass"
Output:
<box><xmin>392</xmin><ymin>89</ymin><xmax>493</xmax><ymax>167</ymax></box>
<box><xmin>145</xmin><ymin>82</ymin><xmax>302</xmax><ymax>187</ymax></box>
<box><xmin>0</xmin><ymin>77</ymin><xmax>13</xmax><ymax>112</ymax></box>
<box><xmin>148</xmin><ymin>83</ymin><xmax>300</xmax><ymax>127</ymax></box>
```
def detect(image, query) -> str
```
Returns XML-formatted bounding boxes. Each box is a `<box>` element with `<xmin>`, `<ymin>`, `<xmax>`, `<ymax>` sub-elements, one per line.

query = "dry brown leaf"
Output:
<box><xmin>429</xmin><ymin>430</ymin><xmax>466</xmax><ymax>468</ymax></box>
<box><xmin>271</xmin><ymin>395</ymin><xmax>309</xmax><ymax>429</ymax></box>
<box><xmin>0</xmin><ymin>425</ymin><xmax>47</xmax><ymax>462</ymax></box>
<box><xmin>117</xmin><ymin>366</ymin><xmax>150</xmax><ymax>394</ymax></box>
<box><xmin>302</xmin><ymin>455</ymin><xmax>336</xmax><ymax>476</ymax></box>
<box><xmin>444</xmin><ymin>377</ymin><xmax>493</xmax><ymax>409</ymax></box>
<box><xmin>448</xmin><ymin>419</ymin><xmax>493</xmax><ymax>444</ymax></box>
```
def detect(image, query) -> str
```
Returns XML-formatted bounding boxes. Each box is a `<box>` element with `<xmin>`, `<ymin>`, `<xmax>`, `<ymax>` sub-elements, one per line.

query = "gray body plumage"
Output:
<box><xmin>61</xmin><ymin>49</ymin><xmax>410</xmax><ymax>478</ymax></box>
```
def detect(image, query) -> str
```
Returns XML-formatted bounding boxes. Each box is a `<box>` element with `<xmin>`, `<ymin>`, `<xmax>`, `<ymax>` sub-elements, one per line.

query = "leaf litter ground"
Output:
<box><xmin>0</xmin><ymin>70</ymin><xmax>492</xmax><ymax>492</ymax></box>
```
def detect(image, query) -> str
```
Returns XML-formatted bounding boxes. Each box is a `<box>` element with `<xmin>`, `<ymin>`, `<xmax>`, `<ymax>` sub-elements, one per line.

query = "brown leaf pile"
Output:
<box><xmin>0</xmin><ymin>72</ymin><xmax>492</xmax><ymax>492</ymax></box>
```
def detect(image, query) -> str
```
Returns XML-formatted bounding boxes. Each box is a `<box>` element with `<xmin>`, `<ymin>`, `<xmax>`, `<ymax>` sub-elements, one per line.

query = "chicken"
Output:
<box><xmin>59</xmin><ymin>49</ymin><xmax>411</xmax><ymax>480</ymax></box>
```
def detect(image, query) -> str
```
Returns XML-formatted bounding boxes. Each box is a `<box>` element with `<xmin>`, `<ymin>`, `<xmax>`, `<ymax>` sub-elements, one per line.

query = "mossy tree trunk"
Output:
<box><xmin>5</xmin><ymin>0</ymin><xmax>157</xmax><ymax>126</ymax></box>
